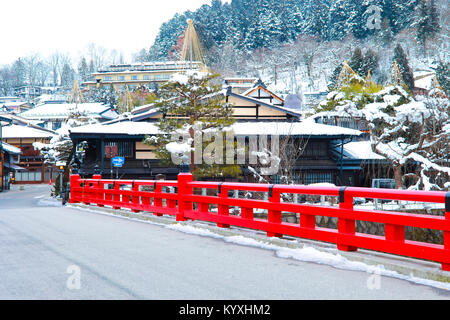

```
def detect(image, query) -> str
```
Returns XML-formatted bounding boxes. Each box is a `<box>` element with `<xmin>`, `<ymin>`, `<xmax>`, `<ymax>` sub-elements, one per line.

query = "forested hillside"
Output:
<box><xmin>147</xmin><ymin>0</ymin><xmax>420</xmax><ymax>61</ymax></box>
<box><xmin>139</xmin><ymin>0</ymin><xmax>447</xmax><ymax>95</ymax></box>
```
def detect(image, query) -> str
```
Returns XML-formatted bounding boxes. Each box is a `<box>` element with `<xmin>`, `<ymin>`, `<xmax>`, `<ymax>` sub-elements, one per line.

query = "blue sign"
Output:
<box><xmin>112</xmin><ymin>156</ymin><xmax>125</xmax><ymax>167</ymax></box>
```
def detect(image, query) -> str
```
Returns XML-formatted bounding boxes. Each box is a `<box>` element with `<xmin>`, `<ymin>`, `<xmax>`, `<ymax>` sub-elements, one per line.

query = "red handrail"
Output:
<box><xmin>69</xmin><ymin>173</ymin><xmax>450</xmax><ymax>271</ymax></box>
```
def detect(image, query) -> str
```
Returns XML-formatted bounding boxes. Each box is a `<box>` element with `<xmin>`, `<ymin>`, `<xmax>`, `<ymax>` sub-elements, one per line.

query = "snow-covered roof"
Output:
<box><xmin>343</xmin><ymin>141</ymin><xmax>385</xmax><ymax>160</ymax></box>
<box><xmin>1</xmin><ymin>101</ymin><xmax>29</xmax><ymax>107</ymax></box>
<box><xmin>70</xmin><ymin>121</ymin><xmax>159</xmax><ymax>135</ymax></box>
<box><xmin>19</xmin><ymin>103</ymin><xmax>116</xmax><ymax>120</ymax></box>
<box><xmin>414</xmin><ymin>73</ymin><xmax>437</xmax><ymax>90</ymax></box>
<box><xmin>1</xmin><ymin>142</ymin><xmax>21</xmax><ymax>154</ymax></box>
<box><xmin>230</xmin><ymin>121</ymin><xmax>361</xmax><ymax>136</ymax></box>
<box><xmin>70</xmin><ymin>119</ymin><xmax>362</xmax><ymax>137</ymax></box>
<box><xmin>1</xmin><ymin>124</ymin><xmax>56</xmax><ymax>139</ymax></box>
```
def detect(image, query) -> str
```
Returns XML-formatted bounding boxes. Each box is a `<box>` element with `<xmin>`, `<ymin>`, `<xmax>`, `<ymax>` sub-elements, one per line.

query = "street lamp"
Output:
<box><xmin>58</xmin><ymin>165</ymin><xmax>64</xmax><ymax>198</ymax></box>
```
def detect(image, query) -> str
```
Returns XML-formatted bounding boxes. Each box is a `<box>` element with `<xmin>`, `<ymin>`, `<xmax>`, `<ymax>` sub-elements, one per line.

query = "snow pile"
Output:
<box><xmin>165</xmin><ymin>223</ymin><xmax>450</xmax><ymax>291</ymax></box>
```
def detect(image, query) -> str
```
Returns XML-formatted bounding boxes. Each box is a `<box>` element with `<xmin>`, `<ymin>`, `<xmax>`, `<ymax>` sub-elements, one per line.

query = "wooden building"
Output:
<box><xmin>0</xmin><ymin>141</ymin><xmax>22</xmax><ymax>191</ymax></box>
<box><xmin>68</xmin><ymin>83</ymin><xmax>381</xmax><ymax>186</ymax></box>
<box><xmin>0</xmin><ymin>114</ymin><xmax>57</xmax><ymax>184</ymax></box>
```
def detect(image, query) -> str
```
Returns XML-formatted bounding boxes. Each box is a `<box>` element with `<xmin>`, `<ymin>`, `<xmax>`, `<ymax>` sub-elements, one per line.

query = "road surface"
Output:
<box><xmin>0</xmin><ymin>184</ymin><xmax>449</xmax><ymax>299</ymax></box>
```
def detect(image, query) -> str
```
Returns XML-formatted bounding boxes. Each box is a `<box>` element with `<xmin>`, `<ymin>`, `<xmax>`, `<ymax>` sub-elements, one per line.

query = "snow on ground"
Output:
<box><xmin>68</xmin><ymin>203</ymin><xmax>450</xmax><ymax>291</ymax></box>
<box><xmin>165</xmin><ymin>223</ymin><xmax>450</xmax><ymax>291</ymax></box>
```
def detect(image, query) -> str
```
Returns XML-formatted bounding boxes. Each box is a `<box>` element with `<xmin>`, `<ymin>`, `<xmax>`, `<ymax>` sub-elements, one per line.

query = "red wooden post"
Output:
<box><xmin>217</xmin><ymin>184</ymin><xmax>230</xmax><ymax>228</ymax></box>
<box><xmin>176</xmin><ymin>173</ymin><xmax>193</xmax><ymax>221</ymax></box>
<box><xmin>167</xmin><ymin>187</ymin><xmax>177</xmax><ymax>209</ymax></box>
<box><xmin>92</xmin><ymin>174</ymin><xmax>103</xmax><ymax>207</ymax></box>
<box><xmin>300</xmin><ymin>193</ymin><xmax>315</xmax><ymax>229</ymax></box>
<box><xmin>83</xmin><ymin>180</ymin><xmax>91</xmax><ymax>205</ymax></box>
<box><xmin>267</xmin><ymin>186</ymin><xmax>282</xmax><ymax>237</ymax></box>
<box><xmin>131</xmin><ymin>182</ymin><xmax>141</xmax><ymax>213</ymax></box>
<box><xmin>112</xmin><ymin>182</ymin><xmax>121</xmax><ymax>210</ymax></box>
<box><xmin>241</xmin><ymin>207</ymin><xmax>253</xmax><ymax>220</ymax></box>
<box><xmin>385</xmin><ymin>224</ymin><xmax>405</xmax><ymax>242</ymax></box>
<box><xmin>121</xmin><ymin>183</ymin><xmax>131</xmax><ymax>206</ymax></box>
<box><xmin>141</xmin><ymin>184</ymin><xmax>151</xmax><ymax>210</ymax></box>
<box><xmin>153</xmin><ymin>183</ymin><xmax>163</xmax><ymax>216</ymax></box>
<box><xmin>69</xmin><ymin>174</ymin><xmax>80</xmax><ymax>203</ymax></box>
<box><xmin>443</xmin><ymin>193</ymin><xmax>450</xmax><ymax>271</ymax></box>
<box><xmin>337</xmin><ymin>187</ymin><xmax>357</xmax><ymax>252</ymax></box>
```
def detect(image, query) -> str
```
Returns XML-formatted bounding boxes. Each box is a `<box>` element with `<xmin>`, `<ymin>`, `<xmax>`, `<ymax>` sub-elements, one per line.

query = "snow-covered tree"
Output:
<box><xmin>393</xmin><ymin>44</ymin><xmax>414</xmax><ymax>92</ymax></box>
<box><xmin>145</xmin><ymin>71</ymin><xmax>240</xmax><ymax>179</ymax></box>
<box><xmin>320</xmin><ymin>84</ymin><xmax>450</xmax><ymax>190</ymax></box>
<box><xmin>33</xmin><ymin>109</ymin><xmax>100</xmax><ymax>196</ymax></box>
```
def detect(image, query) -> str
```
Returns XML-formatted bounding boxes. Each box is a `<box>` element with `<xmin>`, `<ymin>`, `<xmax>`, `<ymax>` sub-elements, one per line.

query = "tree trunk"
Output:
<box><xmin>393</xmin><ymin>164</ymin><xmax>403</xmax><ymax>189</ymax></box>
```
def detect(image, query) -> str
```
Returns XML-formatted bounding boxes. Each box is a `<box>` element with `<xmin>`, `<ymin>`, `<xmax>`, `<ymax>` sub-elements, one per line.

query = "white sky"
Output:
<box><xmin>0</xmin><ymin>0</ymin><xmax>224</xmax><ymax>66</ymax></box>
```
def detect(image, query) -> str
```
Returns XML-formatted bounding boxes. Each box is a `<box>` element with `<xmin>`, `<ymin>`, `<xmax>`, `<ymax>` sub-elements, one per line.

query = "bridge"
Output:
<box><xmin>0</xmin><ymin>176</ymin><xmax>449</xmax><ymax>300</ymax></box>
<box><xmin>70</xmin><ymin>173</ymin><xmax>450</xmax><ymax>271</ymax></box>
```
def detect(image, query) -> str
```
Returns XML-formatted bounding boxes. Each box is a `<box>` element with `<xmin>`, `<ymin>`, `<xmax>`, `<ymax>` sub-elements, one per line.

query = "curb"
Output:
<box><xmin>67</xmin><ymin>203</ymin><xmax>450</xmax><ymax>284</ymax></box>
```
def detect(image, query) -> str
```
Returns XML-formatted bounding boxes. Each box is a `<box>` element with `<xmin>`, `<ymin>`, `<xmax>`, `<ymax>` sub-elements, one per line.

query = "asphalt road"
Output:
<box><xmin>0</xmin><ymin>184</ymin><xmax>449</xmax><ymax>299</ymax></box>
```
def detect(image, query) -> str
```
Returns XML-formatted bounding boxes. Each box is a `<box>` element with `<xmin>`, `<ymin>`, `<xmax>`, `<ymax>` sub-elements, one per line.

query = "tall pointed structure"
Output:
<box><xmin>334</xmin><ymin>61</ymin><xmax>357</xmax><ymax>90</ymax></box>
<box><xmin>388</xmin><ymin>61</ymin><xmax>404</xmax><ymax>87</ymax></box>
<box><xmin>69</xmin><ymin>80</ymin><xmax>86</xmax><ymax>104</ymax></box>
<box><xmin>180</xmin><ymin>19</ymin><xmax>207</xmax><ymax>71</ymax></box>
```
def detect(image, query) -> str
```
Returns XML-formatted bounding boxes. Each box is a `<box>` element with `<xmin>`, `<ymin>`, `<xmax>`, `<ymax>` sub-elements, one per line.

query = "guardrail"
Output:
<box><xmin>69</xmin><ymin>173</ymin><xmax>450</xmax><ymax>271</ymax></box>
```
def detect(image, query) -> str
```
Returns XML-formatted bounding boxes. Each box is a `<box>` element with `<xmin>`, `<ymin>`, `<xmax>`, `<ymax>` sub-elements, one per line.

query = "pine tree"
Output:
<box><xmin>146</xmin><ymin>71</ymin><xmax>241</xmax><ymax>179</ymax></box>
<box><xmin>349</xmin><ymin>48</ymin><xmax>365</xmax><ymax>76</ymax></box>
<box><xmin>416</xmin><ymin>0</ymin><xmax>431</xmax><ymax>51</ymax></box>
<box><xmin>428</xmin><ymin>0</ymin><xmax>441</xmax><ymax>35</ymax></box>
<box><xmin>327</xmin><ymin>0</ymin><xmax>350</xmax><ymax>40</ymax></box>
<box><xmin>77</xmin><ymin>57</ymin><xmax>90</xmax><ymax>83</ymax></box>
<box><xmin>393</xmin><ymin>44</ymin><xmax>414</xmax><ymax>92</ymax></box>
<box><xmin>328</xmin><ymin>63</ymin><xmax>343</xmax><ymax>91</ymax></box>
<box><xmin>306</xmin><ymin>0</ymin><xmax>329</xmax><ymax>39</ymax></box>
<box><xmin>362</xmin><ymin>49</ymin><xmax>379</xmax><ymax>79</ymax></box>
<box><xmin>435</xmin><ymin>60</ymin><xmax>449</xmax><ymax>95</ymax></box>
<box><xmin>379</xmin><ymin>17</ymin><xmax>394</xmax><ymax>47</ymax></box>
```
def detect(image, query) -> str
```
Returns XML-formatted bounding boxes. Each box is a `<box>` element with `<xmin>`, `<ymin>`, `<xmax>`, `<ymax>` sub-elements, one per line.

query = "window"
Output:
<box><xmin>143</xmin><ymin>75</ymin><xmax>152</xmax><ymax>80</ymax></box>
<box><xmin>118</xmin><ymin>76</ymin><xmax>125</xmax><ymax>81</ymax></box>
<box><xmin>52</xmin><ymin>122</ymin><xmax>61</xmax><ymax>130</ymax></box>
<box><xmin>104</xmin><ymin>76</ymin><xmax>113</xmax><ymax>81</ymax></box>
<box><xmin>303</xmin><ymin>172</ymin><xmax>333</xmax><ymax>185</ymax></box>
<box><xmin>131</xmin><ymin>75</ymin><xmax>139</xmax><ymax>80</ymax></box>
<box><xmin>105</xmin><ymin>141</ymin><xmax>133</xmax><ymax>158</ymax></box>
<box><xmin>303</xmin><ymin>141</ymin><xmax>328</xmax><ymax>158</ymax></box>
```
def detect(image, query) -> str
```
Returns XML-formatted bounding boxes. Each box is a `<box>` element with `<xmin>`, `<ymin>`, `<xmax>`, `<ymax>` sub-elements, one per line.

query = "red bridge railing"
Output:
<box><xmin>69</xmin><ymin>173</ymin><xmax>450</xmax><ymax>271</ymax></box>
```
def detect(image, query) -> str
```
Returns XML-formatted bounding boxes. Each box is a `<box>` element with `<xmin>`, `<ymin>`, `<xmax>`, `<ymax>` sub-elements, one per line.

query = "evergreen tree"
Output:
<box><xmin>306</xmin><ymin>0</ymin><xmax>329</xmax><ymax>39</ymax></box>
<box><xmin>435</xmin><ymin>60</ymin><xmax>449</xmax><ymax>95</ymax></box>
<box><xmin>349</xmin><ymin>47</ymin><xmax>365</xmax><ymax>76</ymax></box>
<box><xmin>428</xmin><ymin>0</ymin><xmax>441</xmax><ymax>35</ymax></box>
<box><xmin>60</xmin><ymin>63</ymin><xmax>75</xmax><ymax>88</ymax></box>
<box><xmin>77</xmin><ymin>57</ymin><xmax>90</xmax><ymax>83</ymax></box>
<box><xmin>327</xmin><ymin>0</ymin><xmax>350</xmax><ymax>40</ymax></box>
<box><xmin>393</xmin><ymin>44</ymin><xmax>414</xmax><ymax>91</ymax></box>
<box><xmin>416</xmin><ymin>0</ymin><xmax>431</xmax><ymax>50</ymax></box>
<box><xmin>146</xmin><ymin>71</ymin><xmax>240</xmax><ymax>178</ymax></box>
<box><xmin>379</xmin><ymin>17</ymin><xmax>394</xmax><ymax>47</ymax></box>
<box><xmin>328</xmin><ymin>63</ymin><xmax>343</xmax><ymax>91</ymax></box>
<box><xmin>362</xmin><ymin>49</ymin><xmax>380</xmax><ymax>79</ymax></box>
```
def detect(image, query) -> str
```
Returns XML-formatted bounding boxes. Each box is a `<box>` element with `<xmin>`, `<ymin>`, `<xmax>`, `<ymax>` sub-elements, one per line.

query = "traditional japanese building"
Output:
<box><xmin>0</xmin><ymin>141</ymin><xmax>22</xmax><ymax>191</ymax></box>
<box><xmin>68</xmin><ymin>83</ymin><xmax>379</xmax><ymax>186</ymax></box>
<box><xmin>0</xmin><ymin>114</ymin><xmax>57</xmax><ymax>184</ymax></box>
